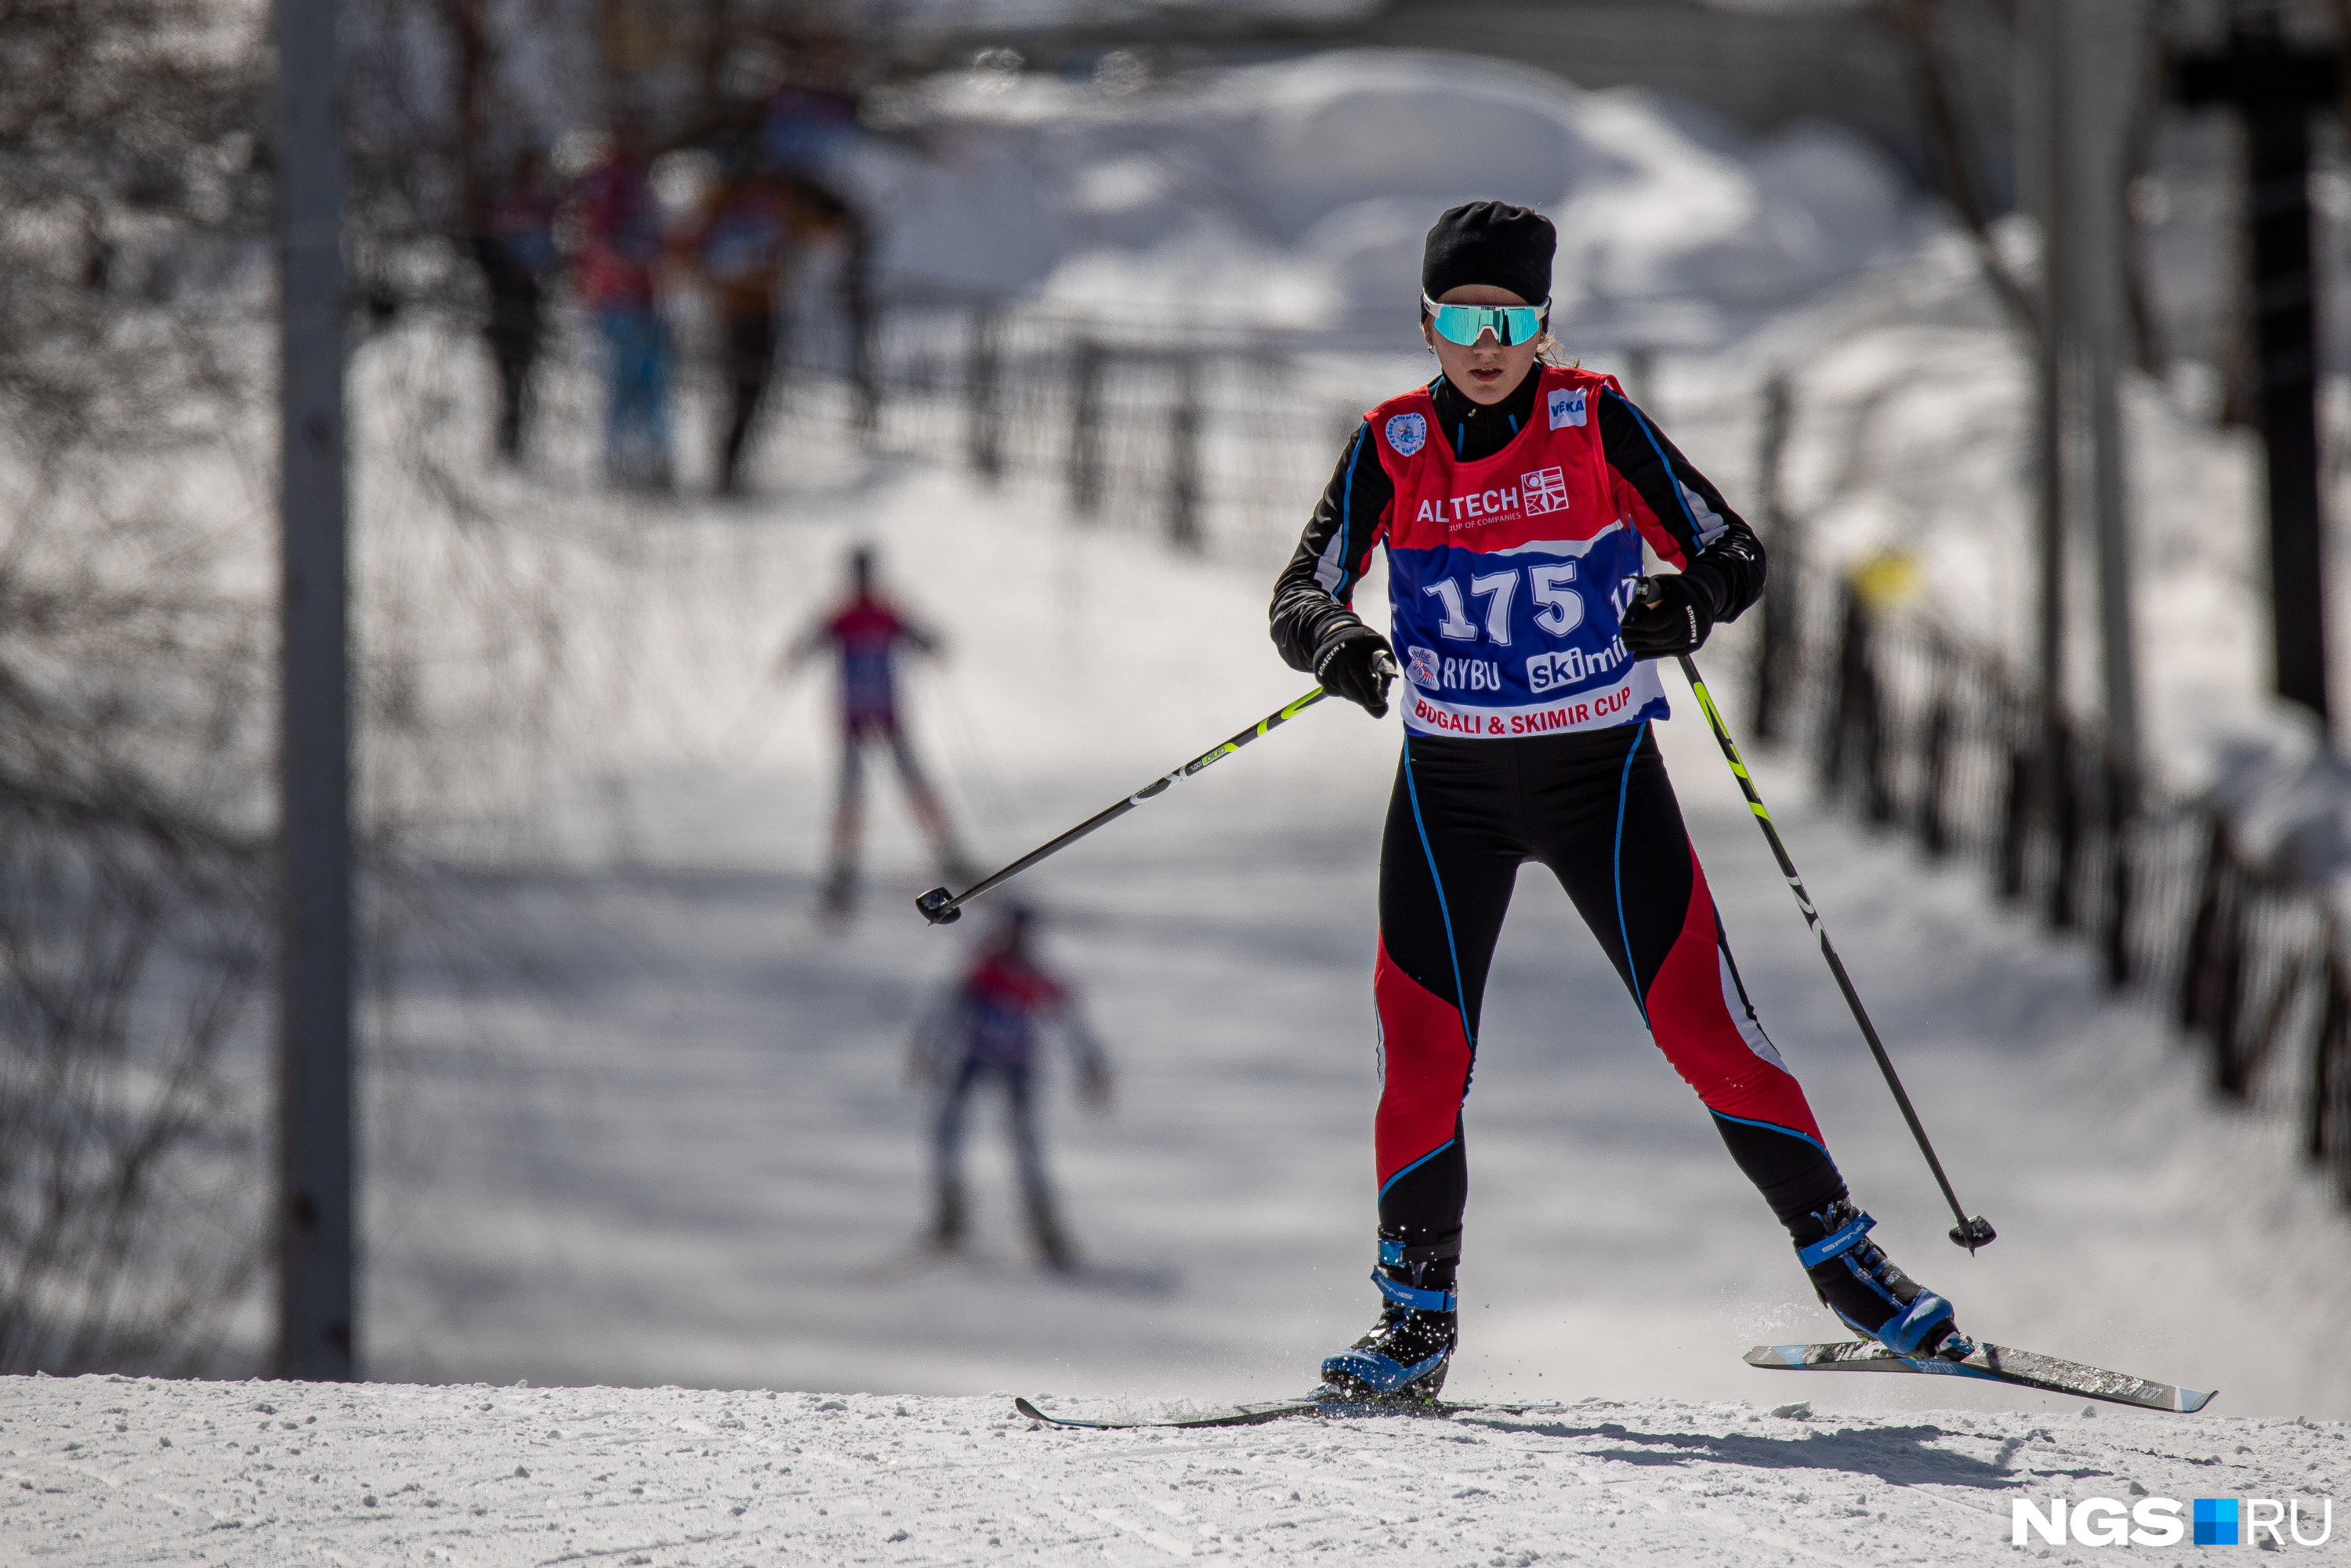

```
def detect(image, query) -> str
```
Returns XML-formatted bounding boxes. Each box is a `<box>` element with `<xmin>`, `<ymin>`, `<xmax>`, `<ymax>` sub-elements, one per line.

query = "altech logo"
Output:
<box><xmin>2012</xmin><ymin>1494</ymin><xmax>2332</xmax><ymax>1548</ymax></box>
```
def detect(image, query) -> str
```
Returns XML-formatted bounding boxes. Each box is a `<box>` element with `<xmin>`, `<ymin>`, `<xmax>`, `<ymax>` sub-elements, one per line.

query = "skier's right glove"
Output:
<box><xmin>1314</xmin><ymin>624</ymin><xmax>1397</xmax><ymax>718</ymax></box>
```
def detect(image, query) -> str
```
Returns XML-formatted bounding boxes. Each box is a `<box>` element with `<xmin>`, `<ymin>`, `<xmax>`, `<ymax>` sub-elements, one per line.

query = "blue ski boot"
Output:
<box><xmin>1794</xmin><ymin>1199</ymin><xmax>1971</xmax><ymax>1360</ymax></box>
<box><xmin>1320</xmin><ymin>1238</ymin><xmax>1456</xmax><ymax>1401</ymax></box>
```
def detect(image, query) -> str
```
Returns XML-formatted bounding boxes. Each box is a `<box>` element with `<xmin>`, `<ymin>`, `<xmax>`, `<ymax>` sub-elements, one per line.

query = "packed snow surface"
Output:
<box><xmin>6</xmin><ymin>1374</ymin><xmax>2344</xmax><ymax>1566</ymax></box>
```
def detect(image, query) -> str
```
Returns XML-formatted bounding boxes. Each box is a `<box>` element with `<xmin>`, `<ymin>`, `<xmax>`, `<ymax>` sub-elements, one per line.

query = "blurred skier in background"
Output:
<box><xmin>686</xmin><ymin>152</ymin><xmax>790</xmax><ymax>495</ymax></box>
<box><xmin>472</xmin><ymin>147</ymin><xmax>559</xmax><ymax>462</ymax></box>
<box><xmin>778</xmin><ymin>546</ymin><xmax>973</xmax><ymax>918</ymax></box>
<box><xmin>569</xmin><ymin>112</ymin><xmax>673</xmax><ymax>490</ymax></box>
<box><xmin>908</xmin><ymin>904</ymin><xmax>1111</xmax><ymax>1271</ymax></box>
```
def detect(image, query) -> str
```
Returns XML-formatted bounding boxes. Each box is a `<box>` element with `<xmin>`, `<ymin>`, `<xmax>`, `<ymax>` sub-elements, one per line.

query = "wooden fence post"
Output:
<box><xmin>2180</xmin><ymin>817</ymin><xmax>2231</xmax><ymax>1033</ymax></box>
<box><xmin>847</xmin><ymin>245</ymin><xmax>879</xmax><ymax>440</ymax></box>
<box><xmin>1167</xmin><ymin>351</ymin><xmax>1202</xmax><ymax>551</ymax></box>
<box><xmin>1998</xmin><ymin>688</ymin><xmax>2033</xmax><ymax>902</ymax></box>
<box><xmin>2101</xmin><ymin>755</ymin><xmax>2135</xmax><ymax>986</ymax></box>
<box><xmin>1860</xmin><ymin>625</ymin><xmax>1892</xmax><ymax>827</ymax></box>
<box><xmin>965</xmin><ymin>305</ymin><xmax>1002</xmax><ymax>483</ymax></box>
<box><xmin>1067</xmin><ymin>338</ymin><xmax>1103</xmax><ymax>517</ymax></box>
<box><xmin>1917</xmin><ymin>667</ymin><xmax>1952</xmax><ymax>858</ymax></box>
<box><xmin>2306</xmin><ymin>929</ymin><xmax>2351</xmax><ymax>1201</ymax></box>
<box><xmin>1821</xmin><ymin>584</ymin><xmax>1866</xmax><ymax>797</ymax></box>
<box><xmin>2046</xmin><ymin>719</ymin><xmax>2079</xmax><ymax>931</ymax></box>
<box><xmin>1750</xmin><ymin>375</ymin><xmax>1795</xmax><ymax>743</ymax></box>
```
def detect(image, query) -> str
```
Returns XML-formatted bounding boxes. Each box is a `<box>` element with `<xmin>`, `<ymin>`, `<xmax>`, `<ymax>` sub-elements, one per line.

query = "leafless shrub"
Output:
<box><xmin>0</xmin><ymin>0</ymin><xmax>280</xmax><ymax>1374</ymax></box>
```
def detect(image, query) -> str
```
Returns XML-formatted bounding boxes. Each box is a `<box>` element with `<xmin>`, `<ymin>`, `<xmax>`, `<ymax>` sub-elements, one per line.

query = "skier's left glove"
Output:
<box><xmin>1621</xmin><ymin>574</ymin><xmax>1715</xmax><ymax>659</ymax></box>
<box><xmin>1314</xmin><ymin>624</ymin><xmax>1397</xmax><ymax>718</ymax></box>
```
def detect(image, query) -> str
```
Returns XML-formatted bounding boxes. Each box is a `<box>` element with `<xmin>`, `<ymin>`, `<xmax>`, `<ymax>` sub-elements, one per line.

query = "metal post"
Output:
<box><xmin>2075</xmin><ymin>0</ymin><xmax>2143</xmax><ymax>767</ymax></box>
<box><xmin>276</xmin><ymin>0</ymin><xmax>356</xmax><ymax>1382</ymax></box>
<box><xmin>2248</xmin><ymin>89</ymin><xmax>2331</xmax><ymax>723</ymax></box>
<box><xmin>2027</xmin><ymin>0</ymin><xmax>2073</xmax><ymax>923</ymax></box>
<box><xmin>2175</xmin><ymin>28</ymin><xmax>2340</xmax><ymax>727</ymax></box>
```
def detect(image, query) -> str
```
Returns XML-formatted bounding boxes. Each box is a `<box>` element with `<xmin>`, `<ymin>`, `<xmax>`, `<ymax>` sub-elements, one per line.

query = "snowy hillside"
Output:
<box><xmin>8</xmin><ymin>1373</ymin><xmax>2346</xmax><ymax>1566</ymax></box>
<box><xmin>846</xmin><ymin>49</ymin><xmax>1926</xmax><ymax>335</ymax></box>
<box><xmin>828</xmin><ymin>46</ymin><xmax>2319</xmax><ymax>800</ymax></box>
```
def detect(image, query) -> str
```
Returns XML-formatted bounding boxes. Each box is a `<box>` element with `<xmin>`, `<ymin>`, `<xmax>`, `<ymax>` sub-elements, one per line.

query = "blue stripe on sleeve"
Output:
<box><xmin>1604</xmin><ymin>386</ymin><xmax>1702</xmax><ymax>547</ymax></box>
<box><xmin>1335</xmin><ymin>425</ymin><xmax>1367</xmax><ymax>599</ymax></box>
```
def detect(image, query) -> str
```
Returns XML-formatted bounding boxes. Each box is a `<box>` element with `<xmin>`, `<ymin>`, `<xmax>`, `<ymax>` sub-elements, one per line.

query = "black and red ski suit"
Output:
<box><xmin>1270</xmin><ymin>365</ymin><xmax>1849</xmax><ymax>1284</ymax></box>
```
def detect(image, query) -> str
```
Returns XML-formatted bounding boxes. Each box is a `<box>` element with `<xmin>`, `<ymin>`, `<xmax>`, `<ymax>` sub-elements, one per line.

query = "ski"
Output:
<box><xmin>1014</xmin><ymin>1396</ymin><xmax>1326</xmax><ymax>1430</ymax></box>
<box><xmin>1012</xmin><ymin>1393</ymin><xmax>1528</xmax><ymax>1430</ymax></box>
<box><xmin>1744</xmin><ymin>1340</ymin><xmax>2215</xmax><ymax>1414</ymax></box>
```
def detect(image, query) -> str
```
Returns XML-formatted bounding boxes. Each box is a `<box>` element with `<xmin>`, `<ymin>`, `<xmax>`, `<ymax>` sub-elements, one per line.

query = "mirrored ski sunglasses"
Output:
<box><xmin>1422</xmin><ymin>295</ymin><xmax>1549</xmax><ymax>347</ymax></box>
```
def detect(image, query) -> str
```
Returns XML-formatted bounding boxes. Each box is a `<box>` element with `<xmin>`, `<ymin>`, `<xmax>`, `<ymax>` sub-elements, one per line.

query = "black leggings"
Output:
<box><xmin>1372</xmin><ymin>722</ymin><xmax>1846</xmax><ymax>1270</ymax></box>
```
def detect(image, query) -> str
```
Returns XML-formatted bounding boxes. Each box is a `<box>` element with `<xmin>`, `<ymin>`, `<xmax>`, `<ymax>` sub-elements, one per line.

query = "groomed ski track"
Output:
<box><xmin>9</xmin><ymin>1374</ymin><xmax>2345</xmax><ymax>1566</ymax></box>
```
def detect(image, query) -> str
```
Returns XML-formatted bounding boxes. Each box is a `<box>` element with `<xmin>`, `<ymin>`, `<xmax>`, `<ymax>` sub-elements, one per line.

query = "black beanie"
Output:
<box><xmin>1421</xmin><ymin>201</ymin><xmax>1556</xmax><ymax>306</ymax></box>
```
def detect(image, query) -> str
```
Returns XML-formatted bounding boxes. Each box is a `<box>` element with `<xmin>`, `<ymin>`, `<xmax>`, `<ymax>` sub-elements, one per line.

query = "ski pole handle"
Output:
<box><xmin>915</xmin><ymin>686</ymin><xmax>1331</xmax><ymax>926</ymax></box>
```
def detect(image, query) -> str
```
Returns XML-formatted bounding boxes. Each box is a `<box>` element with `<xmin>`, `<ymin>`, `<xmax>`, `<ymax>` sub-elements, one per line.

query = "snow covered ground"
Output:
<box><xmin>27</xmin><ymin>40</ymin><xmax>2351</xmax><ymax>1566</ymax></box>
<box><xmin>8</xmin><ymin>1373</ymin><xmax>2346</xmax><ymax>1566</ymax></box>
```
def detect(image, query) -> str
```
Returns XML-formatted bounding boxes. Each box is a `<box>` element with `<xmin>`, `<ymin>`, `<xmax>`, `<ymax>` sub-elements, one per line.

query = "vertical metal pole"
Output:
<box><xmin>2029</xmin><ymin>0</ymin><xmax>2072</xmax><ymax>927</ymax></box>
<box><xmin>2171</xmin><ymin>34</ymin><xmax>2337</xmax><ymax>729</ymax></box>
<box><xmin>2078</xmin><ymin>0</ymin><xmax>2146</xmax><ymax>983</ymax></box>
<box><xmin>2248</xmin><ymin>89</ymin><xmax>2331</xmax><ymax>723</ymax></box>
<box><xmin>275</xmin><ymin>0</ymin><xmax>356</xmax><ymax>1382</ymax></box>
<box><xmin>2078</xmin><ymin>0</ymin><xmax>2143</xmax><ymax>767</ymax></box>
<box><xmin>2034</xmin><ymin>0</ymin><xmax>2069</xmax><ymax>721</ymax></box>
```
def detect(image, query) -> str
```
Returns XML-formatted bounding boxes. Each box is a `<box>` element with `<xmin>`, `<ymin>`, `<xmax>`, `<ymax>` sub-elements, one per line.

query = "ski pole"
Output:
<box><xmin>916</xmin><ymin>684</ymin><xmax>1335</xmax><ymax>926</ymax></box>
<box><xmin>1671</xmin><ymin>644</ymin><xmax>1997</xmax><ymax>1254</ymax></box>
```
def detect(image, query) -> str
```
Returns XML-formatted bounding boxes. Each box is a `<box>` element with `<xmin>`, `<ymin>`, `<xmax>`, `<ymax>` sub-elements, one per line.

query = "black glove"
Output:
<box><xmin>1620</xmin><ymin>574</ymin><xmax>1715</xmax><ymax>659</ymax></box>
<box><xmin>1313</xmin><ymin>624</ymin><xmax>1396</xmax><ymax>718</ymax></box>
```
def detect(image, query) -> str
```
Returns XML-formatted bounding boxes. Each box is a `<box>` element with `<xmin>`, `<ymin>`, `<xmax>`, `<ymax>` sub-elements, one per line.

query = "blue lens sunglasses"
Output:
<box><xmin>1423</xmin><ymin>295</ymin><xmax>1549</xmax><ymax>347</ymax></box>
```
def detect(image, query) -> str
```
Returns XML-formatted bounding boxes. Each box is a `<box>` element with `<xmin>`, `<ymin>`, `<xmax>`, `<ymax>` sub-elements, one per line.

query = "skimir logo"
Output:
<box><xmin>2011</xmin><ymin>1494</ymin><xmax>2331</xmax><ymax>1548</ymax></box>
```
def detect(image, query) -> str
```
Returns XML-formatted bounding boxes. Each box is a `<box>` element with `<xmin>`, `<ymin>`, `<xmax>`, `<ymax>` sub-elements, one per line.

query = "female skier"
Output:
<box><xmin>1270</xmin><ymin>201</ymin><xmax>1969</xmax><ymax>1400</ymax></box>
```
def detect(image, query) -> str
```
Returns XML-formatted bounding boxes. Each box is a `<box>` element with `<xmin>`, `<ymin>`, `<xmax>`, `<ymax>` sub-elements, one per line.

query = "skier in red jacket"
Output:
<box><xmin>1269</xmin><ymin>201</ymin><xmax>1970</xmax><ymax>1401</ymax></box>
<box><xmin>909</xmin><ymin>904</ymin><xmax>1111</xmax><ymax>1271</ymax></box>
<box><xmin>782</xmin><ymin>547</ymin><xmax>972</xmax><ymax>918</ymax></box>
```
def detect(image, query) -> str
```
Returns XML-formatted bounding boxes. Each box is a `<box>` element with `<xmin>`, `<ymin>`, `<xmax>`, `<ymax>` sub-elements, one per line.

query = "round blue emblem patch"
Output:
<box><xmin>1385</xmin><ymin>411</ymin><xmax>1427</xmax><ymax>458</ymax></box>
